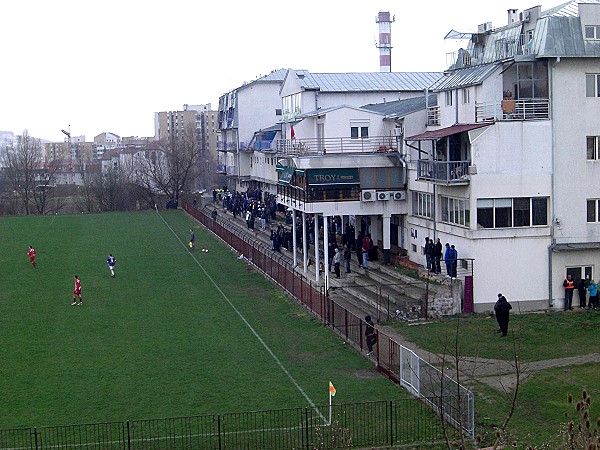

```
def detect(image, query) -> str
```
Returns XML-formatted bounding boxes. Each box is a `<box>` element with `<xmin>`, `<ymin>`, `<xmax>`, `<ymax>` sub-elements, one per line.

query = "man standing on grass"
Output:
<box><xmin>72</xmin><ymin>275</ymin><xmax>83</xmax><ymax>306</ymax></box>
<box><xmin>189</xmin><ymin>229</ymin><xmax>196</xmax><ymax>250</ymax></box>
<box><xmin>27</xmin><ymin>245</ymin><xmax>37</xmax><ymax>268</ymax></box>
<box><xmin>107</xmin><ymin>254</ymin><xmax>116</xmax><ymax>278</ymax></box>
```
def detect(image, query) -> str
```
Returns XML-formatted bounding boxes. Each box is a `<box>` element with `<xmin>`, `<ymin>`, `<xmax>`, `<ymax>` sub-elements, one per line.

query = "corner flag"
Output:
<box><xmin>329</xmin><ymin>381</ymin><xmax>336</xmax><ymax>397</ymax></box>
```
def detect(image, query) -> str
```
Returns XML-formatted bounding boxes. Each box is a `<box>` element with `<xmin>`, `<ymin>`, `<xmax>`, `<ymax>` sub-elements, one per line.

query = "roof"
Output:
<box><xmin>291</xmin><ymin>153</ymin><xmax>403</xmax><ymax>170</ymax></box>
<box><xmin>361</xmin><ymin>94</ymin><xmax>437</xmax><ymax>117</ymax></box>
<box><xmin>430</xmin><ymin>63</ymin><xmax>501</xmax><ymax>91</ymax></box>
<box><xmin>236</xmin><ymin>69</ymin><xmax>288</xmax><ymax>91</ymax></box>
<box><xmin>406</xmin><ymin>123</ymin><xmax>491</xmax><ymax>141</ymax></box>
<box><xmin>534</xmin><ymin>14</ymin><xmax>600</xmax><ymax>57</ymax></box>
<box><xmin>290</xmin><ymin>70</ymin><xmax>442</xmax><ymax>92</ymax></box>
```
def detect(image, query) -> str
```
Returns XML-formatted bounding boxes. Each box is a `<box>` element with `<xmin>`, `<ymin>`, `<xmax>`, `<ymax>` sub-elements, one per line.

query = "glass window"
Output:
<box><xmin>532</xmin><ymin>198</ymin><xmax>548</xmax><ymax>225</ymax></box>
<box><xmin>441</xmin><ymin>196</ymin><xmax>469</xmax><ymax>227</ymax></box>
<box><xmin>513</xmin><ymin>197</ymin><xmax>530</xmax><ymax>226</ymax></box>
<box><xmin>587</xmin><ymin>199</ymin><xmax>598</xmax><ymax>222</ymax></box>
<box><xmin>588</xmin><ymin>136</ymin><xmax>600</xmax><ymax>160</ymax></box>
<box><xmin>360</xmin><ymin>127</ymin><xmax>369</xmax><ymax>138</ymax></box>
<box><xmin>350</xmin><ymin>127</ymin><xmax>359</xmax><ymax>139</ymax></box>
<box><xmin>477</xmin><ymin>199</ymin><xmax>494</xmax><ymax>228</ymax></box>
<box><xmin>495</xmin><ymin>198</ymin><xmax>512</xmax><ymax>228</ymax></box>
<box><xmin>586</xmin><ymin>74</ymin><xmax>599</xmax><ymax>97</ymax></box>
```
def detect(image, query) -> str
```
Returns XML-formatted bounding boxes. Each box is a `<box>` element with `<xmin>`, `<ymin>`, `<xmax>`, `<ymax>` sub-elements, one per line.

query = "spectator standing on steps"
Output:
<box><xmin>343</xmin><ymin>244</ymin><xmax>352</xmax><ymax>274</ymax></box>
<box><xmin>424</xmin><ymin>237</ymin><xmax>433</xmax><ymax>272</ymax></box>
<box><xmin>333</xmin><ymin>248</ymin><xmax>341</xmax><ymax>279</ymax></box>
<box><xmin>433</xmin><ymin>238</ymin><xmax>442</xmax><ymax>274</ymax></box>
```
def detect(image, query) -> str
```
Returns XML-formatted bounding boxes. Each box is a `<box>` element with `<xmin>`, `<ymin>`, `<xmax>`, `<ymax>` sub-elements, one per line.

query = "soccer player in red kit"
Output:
<box><xmin>27</xmin><ymin>245</ymin><xmax>37</xmax><ymax>268</ymax></box>
<box><xmin>72</xmin><ymin>275</ymin><xmax>83</xmax><ymax>306</ymax></box>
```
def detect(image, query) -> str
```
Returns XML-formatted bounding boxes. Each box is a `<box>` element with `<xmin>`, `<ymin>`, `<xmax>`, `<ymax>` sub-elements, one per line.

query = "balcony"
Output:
<box><xmin>216</xmin><ymin>141</ymin><xmax>238</xmax><ymax>152</ymax></box>
<box><xmin>240</xmin><ymin>140</ymin><xmax>275</xmax><ymax>152</ymax></box>
<box><xmin>275</xmin><ymin>136</ymin><xmax>399</xmax><ymax>156</ymax></box>
<box><xmin>417</xmin><ymin>160</ymin><xmax>470</xmax><ymax>185</ymax></box>
<box><xmin>475</xmin><ymin>98</ymin><xmax>549</xmax><ymax>122</ymax></box>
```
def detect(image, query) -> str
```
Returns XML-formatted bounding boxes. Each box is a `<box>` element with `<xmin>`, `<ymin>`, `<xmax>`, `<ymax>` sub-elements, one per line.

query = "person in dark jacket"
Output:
<box><xmin>433</xmin><ymin>238</ymin><xmax>443</xmax><ymax>274</ymax></box>
<box><xmin>343</xmin><ymin>244</ymin><xmax>352</xmax><ymax>274</ymax></box>
<box><xmin>578</xmin><ymin>278</ymin><xmax>588</xmax><ymax>308</ymax></box>
<box><xmin>365</xmin><ymin>315</ymin><xmax>377</xmax><ymax>356</ymax></box>
<box><xmin>494</xmin><ymin>294</ymin><xmax>512</xmax><ymax>337</ymax></box>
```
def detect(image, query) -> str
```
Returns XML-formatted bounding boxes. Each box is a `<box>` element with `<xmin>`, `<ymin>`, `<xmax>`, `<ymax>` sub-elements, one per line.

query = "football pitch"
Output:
<box><xmin>0</xmin><ymin>210</ymin><xmax>407</xmax><ymax>429</ymax></box>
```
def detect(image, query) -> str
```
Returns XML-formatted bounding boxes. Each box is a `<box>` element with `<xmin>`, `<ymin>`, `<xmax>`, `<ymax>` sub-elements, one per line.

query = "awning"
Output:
<box><xmin>406</xmin><ymin>123</ymin><xmax>491</xmax><ymax>141</ymax></box>
<box><xmin>553</xmin><ymin>242</ymin><xmax>600</xmax><ymax>252</ymax></box>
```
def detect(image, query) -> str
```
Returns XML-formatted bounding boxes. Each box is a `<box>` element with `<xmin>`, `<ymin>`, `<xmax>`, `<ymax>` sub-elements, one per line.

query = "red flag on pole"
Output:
<box><xmin>290</xmin><ymin>125</ymin><xmax>296</xmax><ymax>140</ymax></box>
<box><xmin>329</xmin><ymin>381</ymin><xmax>336</xmax><ymax>397</ymax></box>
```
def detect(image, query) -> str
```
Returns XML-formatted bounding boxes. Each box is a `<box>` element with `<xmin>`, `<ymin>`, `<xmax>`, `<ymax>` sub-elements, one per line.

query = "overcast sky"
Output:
<box><xmin>1</xmin><ymin>0</ymin><xmax>557</xmax><ymax>142</ymax></box>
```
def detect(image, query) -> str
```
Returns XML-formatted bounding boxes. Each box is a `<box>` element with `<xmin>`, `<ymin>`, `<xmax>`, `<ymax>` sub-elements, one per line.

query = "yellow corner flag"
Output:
<box><xmin>329</xmin><ymin>381</ymin><xmax>336</xmax><ymax>397</ymax></box>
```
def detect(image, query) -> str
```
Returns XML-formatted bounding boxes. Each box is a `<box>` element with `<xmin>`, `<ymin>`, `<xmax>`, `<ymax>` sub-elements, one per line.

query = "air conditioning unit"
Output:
<box><xmin>377</xmin><ymin>191</ymin><xmax>391</xmax><ymax>201</ymax></box>
<box><xmin>361</xmin><ymin>190</ymin><xmax>376</xmax><ymax>202</ymax></box>
<box><xmin>391</xmin><ymin>191</ymin><xmax>406</xmax><ymax>201</ymax></box>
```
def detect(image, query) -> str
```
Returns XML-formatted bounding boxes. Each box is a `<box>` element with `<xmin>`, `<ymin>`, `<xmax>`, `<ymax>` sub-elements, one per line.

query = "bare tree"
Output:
<box><xmin>136</xmin><ymin>124</ymin><xmax>200</xmax><ymax>203</ymax></box>
<box><xmin>32</xmin><ymin>156</ymin><xmax>64</xmax><ymax>215</ymax></box>
<box><xmin>0</xmin><ymin>130</ymin><xmax>43</xmax><ymax>215</ymax></box>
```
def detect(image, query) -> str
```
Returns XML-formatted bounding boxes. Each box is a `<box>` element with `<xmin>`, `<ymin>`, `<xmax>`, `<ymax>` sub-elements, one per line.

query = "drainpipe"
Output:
<box><xmin>455</xmin><ymin>89</ymin><xmax>459</xmax><ymax>125</ymax></box>
<box><xmin>548</xmin><ymin>56</ymin><xmax>561</xmax><ymax>308</ymax></box>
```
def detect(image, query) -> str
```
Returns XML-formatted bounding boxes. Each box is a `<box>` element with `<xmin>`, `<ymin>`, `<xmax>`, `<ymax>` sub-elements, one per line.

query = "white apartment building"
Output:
<box><xmin>404</xmin><ymin>0</ymin><xmax>600</xmax><ymax>311</ymax></box>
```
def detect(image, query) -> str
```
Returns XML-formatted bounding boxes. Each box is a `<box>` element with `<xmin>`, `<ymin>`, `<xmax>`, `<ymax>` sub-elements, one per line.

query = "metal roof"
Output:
<box><xmin>407</xmin><ymin>123</ymin><xmax>491</xmax><ymax>141</ymax></box>
<box><xmin>429</xmin><ymin>63</ymin><xmax>501</xmax><ymax>91</ymax></box>
<box><xmin>291</xmin><ymin>153</ymin><xmax>402</xmax><ymax>170</ymax></box>
<box><xmin>535</xmin><ymin>15</ymin><xmax>600</xmax><ymax>57</ymax></box>
<box><xmin>300</xmin><ymin>104</ymin><xmax>385</xmax><ymax>119</ymax></box>
<box><xmin>361</xmin><ymin>94</ymin><xmax>438</xmax><ymax>118</ymax></box>
<box><xmin>292</xmin><ymin>70</ymin><xmax>443</xmax><ymax>92</ymax></box>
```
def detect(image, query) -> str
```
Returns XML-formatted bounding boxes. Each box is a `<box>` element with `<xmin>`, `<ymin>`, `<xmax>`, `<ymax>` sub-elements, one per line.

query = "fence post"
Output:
<box><xmin>304</xmin><ymin>407</ymin><xmax>310</xmax><ymax>450</ymax></box>
<box><xmin>126</xmin><ymin>421</ymin><xmax>131</xmax><ymax>449</ymax></box>
<box><xmin>389</xmin><ymin>400</ymin><xmax>394</xmax><ymax>447</ymax></box>
<box><xmin>34</xmin><ymin>427</ymin><xmax>38</xmax><ymax>450</ymax></box>
<box><xmin>218</xmin><ymin>414</ymin><xmax>222</xmax><ymax>450</ymax></box>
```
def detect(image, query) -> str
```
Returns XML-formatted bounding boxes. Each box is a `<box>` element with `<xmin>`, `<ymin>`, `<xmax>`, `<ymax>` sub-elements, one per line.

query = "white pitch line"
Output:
<box><xmin>156</xmin><ymin>210</ymin><xmax>326</xmax><ymax>423</ymax></box>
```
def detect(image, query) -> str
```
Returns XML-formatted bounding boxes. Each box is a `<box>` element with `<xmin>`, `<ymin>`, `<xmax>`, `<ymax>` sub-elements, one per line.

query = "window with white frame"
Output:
<box><xmin>477</xmin><ymin>197</ymin><xmax>548</xmax><ymax>228</ymax></box>
<box><xmin>445</xmin><ymin>91</ymin><xmax>453</xmax><ymax>106</ymax></box>
<box><xmin>441</xmin><ymin>196</ymin><xmax>470</xmax><ymax>227</ymax></box>
<box><xmin>412</xmin><ymin>191</ymin><xmax>434</xmax><ymax>219</ymax></box>
<box><xmin>350</xmin><ymin>124</ymin><xmax>369</xmax><ymax>139</ymax></box>
<box><xmin>462</xmin><ymin>88</ymin><xmax>470</xmax><ymax>104</ymax></box>
<box><xmin>585</xmin><ymin>25</ymin><xmax>600</xmax><ymax>39</ymax></box>
<box><xmin>587</xmin><ymin>199</ymin><xmax>600</xmax><ymax>222</ymax></box>
<box><xmin>282</xmin><ymin>93</ymin><xmax>301</xmax><ymax>120</ymax></box>
<box><xmin>586</xmin><ymin>74</ymin><xmax>600</xmax><ymax>97</ymax></box>
<box><xmin>587</xmin><ymin>136</ymin><xmax>600</xmax><ymax>160</ymax></box>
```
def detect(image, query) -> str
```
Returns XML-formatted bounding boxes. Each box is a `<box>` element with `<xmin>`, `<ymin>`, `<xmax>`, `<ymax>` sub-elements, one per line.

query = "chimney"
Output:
<box><xmin>507</xmin><ymin>8</ymin><xmax>519</xmax><ymax>25</ymax></box>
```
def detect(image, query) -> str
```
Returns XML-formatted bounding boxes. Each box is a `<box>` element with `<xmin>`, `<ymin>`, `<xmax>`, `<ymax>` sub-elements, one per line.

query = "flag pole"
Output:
<box><xmin>328</xmin><ymin>389</ymin><xmax>332</xmax><ymax>426</ymax></box>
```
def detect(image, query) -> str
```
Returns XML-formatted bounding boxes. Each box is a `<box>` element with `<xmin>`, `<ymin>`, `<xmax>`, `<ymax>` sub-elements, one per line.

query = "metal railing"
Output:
<box><xmin>417</xmin><ymin>160</ymin><xmax>470</xmax><ymax>183</ymax></box>
<box><xmin>475</xmin><ymin>98</ymin><xmax>550</xmax><ymax>122</ymax></box>
<box><xmin>275</xmin><ymin>136</ymin><xmax>399</xmax><ymax>156</ymax></box>
<box><xmin>0</xmin><ymin>399</ymin><xmax>456</xmax><ymax>449</ymax></box>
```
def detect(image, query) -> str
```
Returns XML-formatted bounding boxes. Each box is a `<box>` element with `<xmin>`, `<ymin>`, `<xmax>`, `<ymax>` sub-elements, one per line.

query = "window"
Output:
<box><xmin>587</xmin><ymin>136</ymin><xmax>600</xmax><ymax>160</ymax></box>
<box><xmin>441</xmin><ymin>196</ymin><xmax>470</xmax><ymax>227</ymax></box>
<box><xmin>585</xmin><ymin>25</ymin><xmax>600</xmax><ymax>39</ymax></box>
<box><xmin>587</xmin><ymin>199</ymin><xmax>600</xmax><ymax>222</ymax></box>
<box><xmin>445</xmin><ymin>91</ymin><xmax>453</xmax><ymax>106</ymax></box>
<box><xmin>412</xmin><ymin>191</ymin><xmax>434</xmax><ymax>219</ymax></box>
<box><xmin>586</xmin><ymin>74</ymin><xmax>600</xmax><ymax>97</ymax></box>
<box><xmin>462</xmin><ymin>88</ymin><xmax>470</xmax><ymax>104</ymax></box>
<box><xmin>477</xmin><ymin>197</ymin><xmax>548</xmax><ymax>228</ymax></box>
<box><xmin>350</xmin><ymin>126</ymin><xmax>369</xmax><ymax>139</ymax></box>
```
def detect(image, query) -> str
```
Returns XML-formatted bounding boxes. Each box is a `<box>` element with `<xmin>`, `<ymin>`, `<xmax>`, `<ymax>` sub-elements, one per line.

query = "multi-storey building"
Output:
<box><xmin>155</xmin><ymin>104</ymin><xmax>219</xmax><ymax>190</ymax></box>
<box><xmin>404</xmin><ymin>0</ymin><xmax>600</xmax><ymax>311</ymax></box>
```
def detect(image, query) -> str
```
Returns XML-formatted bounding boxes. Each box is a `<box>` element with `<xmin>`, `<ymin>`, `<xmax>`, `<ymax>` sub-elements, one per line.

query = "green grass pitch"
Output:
<box><xmin>0</xmin><ymin>210</ymin><xmax>407</xmax><ymax>428</ymax></box>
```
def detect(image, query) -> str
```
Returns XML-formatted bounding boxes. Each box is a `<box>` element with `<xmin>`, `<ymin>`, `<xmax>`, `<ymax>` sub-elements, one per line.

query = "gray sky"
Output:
<box><xmin>1</xmin><ymin>0</ymin><xmax>556</xmax><ymax>142</ymax></box>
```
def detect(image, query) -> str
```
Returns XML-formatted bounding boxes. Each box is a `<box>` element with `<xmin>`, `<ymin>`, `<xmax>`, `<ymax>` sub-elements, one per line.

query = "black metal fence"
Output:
<box><xmin>1</xmin><ymin>399</ymin><xmax>453</xmax><ymax>449</ymax></box>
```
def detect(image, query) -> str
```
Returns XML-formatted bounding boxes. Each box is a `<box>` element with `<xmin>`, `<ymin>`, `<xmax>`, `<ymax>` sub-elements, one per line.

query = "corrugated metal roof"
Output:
<box><xmin>300</xmin><ymin>105</ymin><xmax>384</xmax><ymax>118</ymax></box>
<box><xmin>361</xmin><ymin>94</ymin><xmax>438</xmax><ymax>118</ymax></box>
<box><xmin>535</xmin><ymin>15</ymin><xmax>600</xmax><ymax>57</ymax></box>
<box><xmin>292</xmin><ymin>70</ymin><xmax>442</xmax><ymax>92</ymax></box>
<box><xmin>429</xmin><ymin>63</ymin><xmax>500</xmax><ymax>91</ymax></box>
<box><xmin>407</xmin><ymin>123</ymin><xmax>491</xmax><ymax>141</ymax></box>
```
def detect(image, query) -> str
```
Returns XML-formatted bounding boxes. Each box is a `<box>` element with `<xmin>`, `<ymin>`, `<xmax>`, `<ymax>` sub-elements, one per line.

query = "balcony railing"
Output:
<box><xmin>216</xmin><ymin>141</ymin><xmax>238</xmax><ymax>152</ymax></box>
<box><xmin>417</xmin><ymin>160</ymin><xmax>470</xmax><ymax>184</ymax></box>
<box><xmin>240</xmin><ymin>140</ymin><xmax>275</xmax><ymax>152</ymax></box>
<box><xmin>475</xmin><ymin>98</ymin><xmax>549</xmax><ymax>122</ymax></box>
<box><xmin>275</xmin><ymin>136</ymin><xmax>399</xmax><ymax>156</ymax></box>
